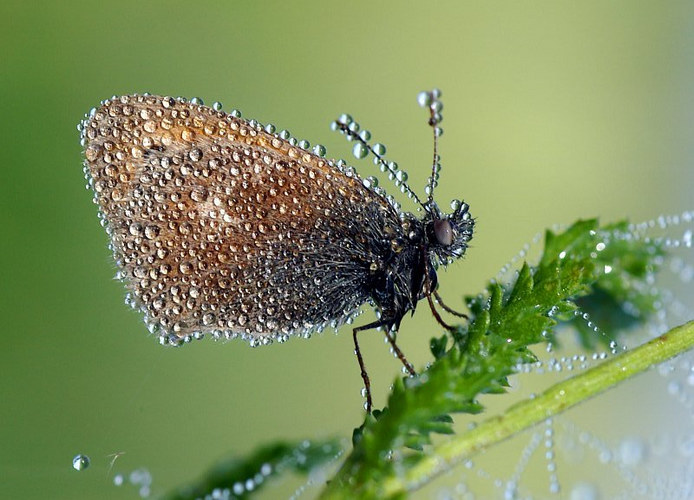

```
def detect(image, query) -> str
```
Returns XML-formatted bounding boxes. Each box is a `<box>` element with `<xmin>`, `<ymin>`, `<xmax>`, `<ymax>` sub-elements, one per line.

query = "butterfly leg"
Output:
<box><xmin>433</xmin><ymin>289</ymin><xmax>469</xmax><ymax>319</ymax></box>
<box><xmin>353</xmin><ymin>317</ymin><xmax>415</xmax><ymax>413</ymax></box>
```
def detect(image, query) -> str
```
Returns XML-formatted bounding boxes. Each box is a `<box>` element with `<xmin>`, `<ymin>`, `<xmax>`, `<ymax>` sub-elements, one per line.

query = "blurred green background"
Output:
<box><xmin>2</xmin><ymin>1</ymin><xmax>693</xmax><ymax>498</ymax></box>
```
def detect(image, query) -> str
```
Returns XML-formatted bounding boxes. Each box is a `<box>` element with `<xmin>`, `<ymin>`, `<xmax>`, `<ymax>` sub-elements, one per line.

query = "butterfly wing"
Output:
<box><xmin>81</xmin><ymin>95</ymin><xmax>402</xmax><ymax>345</ymax></box>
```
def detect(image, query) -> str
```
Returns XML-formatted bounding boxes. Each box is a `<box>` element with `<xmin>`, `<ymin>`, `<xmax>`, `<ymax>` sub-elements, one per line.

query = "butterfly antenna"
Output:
<box><xmin>417</xmin><ymin>89</ymin><xmax>444</xmax><ymax>206</ymax></box>
<box><xmin>331</xmin><ymin>113</ymin><xmax>426</xmax><ymax>210</ymax></box>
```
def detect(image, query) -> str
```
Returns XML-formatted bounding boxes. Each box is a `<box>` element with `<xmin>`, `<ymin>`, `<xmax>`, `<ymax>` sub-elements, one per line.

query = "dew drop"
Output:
<box><xmin>338</xmin><ymin>113</ymin><xmax>352</xmax><ymax>125</ymax></box>
<box><xmin>188</xmin><ymin>148</ymin><xmax>203</xmax><ymax>162</ymax></box>
<box><xmin>352</xmin><ymin>143</ymin><xmax>368</xmax><ymax>159</ymax></box>
<box><xmin>144</xmin><ymin>225</ymin><xmax>160</xmax><ymax>240</ymax></box>
<box><xmin>569</xmin><ymin>482</ymin><xmax>599</xmax><ymax>500</ymax></box>
<box><xmin>180</xmin><ymin>129</ymin><xmax>195</xmax><ymax>142</ymax></box>
<box><xmin>233</xmin><ymin>482</ymin><xmax>244</xmax><ymax>495</ymax></box>
<box><xmin>72</xmin><ymin>454</ymin><xmax>90</xmax><ymax>471</ymax></box>
<box><xmin>417</xmin><ymin>91</ymin><xmax>432</xmax><ymax>107</ymax></box>
<box><xmin>618</xmin><ymin>437</ymin><xmax>647</xmax><ymax>466</ymax></box>
<box><xmin>363</xmin><ymin>176</ymin><xmax>378</xmax><ymax>189</ymax></box>
<box><xmin>667</xmin><ymin>380</ymin><xmax>682</xmax><ymax>396</ymax></box>
<box><xmin>598</xmin><ymin>449</ymin><xmax>613</xmax><ymax>463</ymax></box>
<box><xmin>129</xmin><ymin>222</ymin><xmax>143</xmax><ymax>236</ymax></box>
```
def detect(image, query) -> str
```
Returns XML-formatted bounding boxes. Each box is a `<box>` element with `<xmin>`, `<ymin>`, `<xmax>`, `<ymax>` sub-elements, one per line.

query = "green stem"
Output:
<box><xmin>382</xmin><ymin>320</ymin><xmax>694</xmax><ymax>496</ymax></box>
<box><xmin>321</xmin><ymin>320</ymin><xmax>694</xmax><ymax>498</ymax></box>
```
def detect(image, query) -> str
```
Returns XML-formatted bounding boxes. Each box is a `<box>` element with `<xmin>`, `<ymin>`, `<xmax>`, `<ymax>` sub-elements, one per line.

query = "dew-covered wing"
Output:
<box><xmin>81</xmin><ymin>95</ymin><xmax>400</xmax><ymax>345</ymax></box>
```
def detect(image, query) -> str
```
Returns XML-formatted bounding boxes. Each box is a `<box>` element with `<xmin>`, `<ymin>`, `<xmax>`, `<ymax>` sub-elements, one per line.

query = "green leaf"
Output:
<box><xmin>163</xmin><ymin>439</ymin><xmax>342</xmax><ymax>500</ymax></box>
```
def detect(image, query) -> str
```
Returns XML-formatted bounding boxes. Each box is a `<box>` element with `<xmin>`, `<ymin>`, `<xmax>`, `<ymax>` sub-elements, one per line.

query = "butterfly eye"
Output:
<box><xmin>433</xmin><ymin>219</ymin><xmax>453</xmax><ymax>246</ymax></box>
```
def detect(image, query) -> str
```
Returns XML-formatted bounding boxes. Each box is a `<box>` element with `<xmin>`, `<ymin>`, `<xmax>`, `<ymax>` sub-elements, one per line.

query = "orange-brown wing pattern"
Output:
<box><xmin>81</xmin><ymin>95</ymin><xmax>403</xmax><ymax>345</ymax></box>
